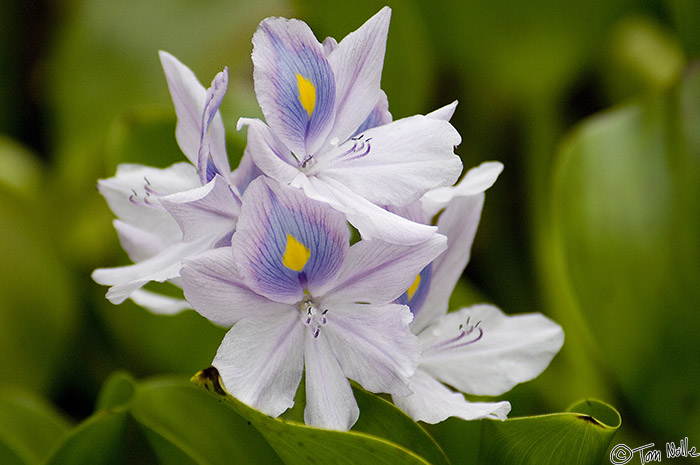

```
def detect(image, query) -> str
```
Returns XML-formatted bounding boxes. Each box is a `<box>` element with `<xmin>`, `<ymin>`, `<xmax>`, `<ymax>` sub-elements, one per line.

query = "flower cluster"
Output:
<box><xmin>93</xmin><ymin>7</ymin><xmax>564</xmax><ymax>431</ymax></box>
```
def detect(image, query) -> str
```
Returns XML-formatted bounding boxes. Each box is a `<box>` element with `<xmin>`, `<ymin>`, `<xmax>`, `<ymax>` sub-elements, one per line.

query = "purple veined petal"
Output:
<box><xmin>160</xmin><ymin>174</ymin><xmax>240</xmax><ymax>242</ymax></box>
<box><xmin>411</xmin><ymin>194</ymin><xmax>485</xmax><ymax>334</ymax></box>
<box><xmin>129</xmin><ymin>288</ymin><xmax>191</xmax><ymax>315</ymax></box>
<box><xmin>214</xmin><ymin>309</ymin><xmax>304</xmax><ymax>418</ymax></box>
<box><xmin>198</xmin><ymin>67</ymin><xmax>231</xmax><ymax>184</ymax></box>
<box><xmin>97</xmin><ymin>163</ymin><xmax>200</xmax><ymax>236</ymax></box>
<box><xmin>92</xmin><ymin>234</ymin><xmax>217</xmax><ymax>304</ymax></box>
<box><xmin>159</xmin><ymin>51</ymin><xmax>208</xmax><ymax>166</ymax></box>
<box><xmin>300</xmin><ymin>175</ymin><xmax>439</xmax><ymax>245</ymax></box>
<box><xmin>237</xmin><ymin>118</ymin><xmax>299</xmax><ymax>184</ymax></box>
<box><xmin>419</xmin><ymin>304</ymin><xmax>565</xmax><ymax>396</ymax></box>
<box><xmin>231</xmin><ymin>177</ymin><xmax>349</xmax><ymax>304</ymax></box>
<box><xmin>319</xmin><ymin>233</ymin><xmax>446</xmax><ymax>304</ymax></box>
<box><xmin>352</xmin><ymin>90</ymin><xmax>392</xmax><ymax>137</ymax></box>
<box><xmin>392</xmin><ymin>370</ymin><xmax>510</xmax><ymax>424</ymax></box>
<box><xmin>320</xmin><ymin>302</ymin><xmax>420</xmax><ymax>397</ymax></box>
<box><xmin>303</xmin><ymin>329</ymin><xmax>359</xmax><ymax>431</ymax></box>
<box><xmin>319</xmin><ymin>115</ymin><xmax>463</xmax><ymax>207</ymax></box>
<box><xmin>181</xmin><ymin>248</ymin><xmax>287</xmax><ymax>327</ymax></box>
<box><xmin>326</xmin><ymin>7</ymin><xmax>391</xmax><ymax>144</ymax></box>
<box><xmin>252</xmin><ymin>17</ymin><xmax>336</xmax><ymax>158</ymax></box>
<box><xmin>421</xmin><ymin>161</ymin><xmax>504</xmax><ymax>218</ymax></box>
<box><xmin>426</xmin><ymin>100</ymin><xmax>458</xmax><ymax>122</ymax></box>
<box><xmin>395</xmin><ymin>262</ymin><xmax>433</xmax><ymax>319</ymax></box>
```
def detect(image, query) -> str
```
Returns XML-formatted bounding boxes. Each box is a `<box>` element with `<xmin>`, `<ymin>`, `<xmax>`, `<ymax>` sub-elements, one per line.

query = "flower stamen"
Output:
<box><xmin>423</xmin><ymin>316</ymin><xmax>484</xmax><ymax>356</ymax></box>
<box><xmin>299</xmin><ymin>298</ymin><xmax>328</xmax><ymax>338</ymax></box>
<box><xmin>336</xmin><ymin>134</ymin><xmax>372</xmax><ymax>162</ymax></box>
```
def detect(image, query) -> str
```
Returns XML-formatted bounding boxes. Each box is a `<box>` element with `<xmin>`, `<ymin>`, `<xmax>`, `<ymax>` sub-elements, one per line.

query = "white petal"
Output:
<box><xmin>159</xmin><ymin>51</ymin><xmax>227</xmax><ymax>168</ymax></box>
<box><xmin>129</xmin><ymin>289</ymin><xmax>191</xmax><ymax>315</ymax></box>
<box><xmin>98</xmin><ymin>163</ymin><xmax>200</xmax><ymax>236</ymax></box>
<box><xmin>426</xmin><ymin>100</ymin><xmax>458</xmax><ymax>122</ymax></box>
<box><xmin>92</xmin><ymin>235</ymin><xmax>216</xmax><ymax>304</ymax></box>
<box><xmin>322</xmin><ymin>302</ymin><xmax>420</xmax><ymax>396</ymax></box>
<box><xmin>327</xmin><ymin>7</ymin><xmax>391</xmax><ymax>144</ymax></box>
<box><xmin>420</xmin><ymin>305</ymin><xmax>564</xmax><ymax>396</ymax></box>
<box><xmin>320</xmin><ymin>115</ymin><xmax>462</xmax><ymax>207</ymax></box>
<box><xmin>112</xmin><ymin>219</ymin><xmax>167</xmax><ymax>262</ymax></box>
<box><xmin>160</xmin><ymin>174</ymin><xmax>239</xmax><ymax>242</ymax></box>
<box><xmin>421</xmin><ymin>161</ymin><xmax>503</xmax><ymax>217</ymax></box>
<box><xmin>181</xmin><ymin>248</ymin><xmax>287</xmax><ymax>327</ymax></box>
<box><xmin>237</xmin><ymin>118</ymin><xmax>300</xmax><ymax>184</ymax></box>
<box><xmin>229</xmin><ymin>148</ymin><xmax>262</xmax><ymax>195</ymax></box>
<box><xmin>298</xmin><ymin>175</ymin><xmax>438</xmax><ymax>245</ymax></box>
<box><xmin>392</xmin><ymin>370</ymin><xmax>510</xmax><ymax>424</ymax></box>
<box><xmin>304</xmin><ymin>330</ymin><xmax>359</xmax><ymax>431</ymax></box>
<box><xmin>411</xmin><ymin>194</ymin><xmax>485</xmax><ymax>334</ymax></box>
<box><xmin>215</xmin><ymin>310</ymin><xmax>304</xmax><ymax>418</ymax></box>
<box><xmin>320</xmin><ymin>234</ymin><xmax>446</xmax><ymax>304</ymax></box>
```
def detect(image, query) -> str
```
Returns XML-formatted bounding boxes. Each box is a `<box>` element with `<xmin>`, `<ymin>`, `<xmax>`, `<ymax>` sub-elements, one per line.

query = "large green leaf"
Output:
<box><xmin>192</xmin><ymin>367</ymin><xmax>444</xmax><ymax>465</ymax></box>
<box><xmin>48</xmin><ymin>371</ymin><xmax>452</xmax><ymax>465</ymax></box>
<box><xmin>0</xmin><ymin>389</ymin><xmax>71</xmax><ymax>465</ymax></box>
<box><xmin>352</xmin><ymin>387</ymin><xmax>449</xmax><ymax>465</ymax></box>
<box><xmin>479</xmin><ymin>399</ymin><xmax>621</xmax><ymax>465</ymax></box>
<box><xmin>549</xmin><ymin>65</ymin><xmax>700</xmax><ymax>439</ymax></box>
<box><xmin>44</xmin><ymin>409</ymin><xmax>132</xmax><ymax>465</ymax></box>
<box><xmin>130</xmin><ymin>377</ymin><xmax>283</xmax><ymax>465</ymax></box>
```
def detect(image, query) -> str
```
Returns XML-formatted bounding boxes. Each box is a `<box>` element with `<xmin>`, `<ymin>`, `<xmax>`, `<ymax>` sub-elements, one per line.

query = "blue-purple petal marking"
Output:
<box><xmin>232</xmin><ymin>178</ymin><xmax>349</xmax><ymax>302</ymax></box>
<box><xmin>396</xmin><ymin>263</ymin><xmax>433</xmax><ymax>317</ymax></box>
<box><xmin>254</xmin><ymin>18</ymin><xmax>336</xmax><ymax>158</ymax></box>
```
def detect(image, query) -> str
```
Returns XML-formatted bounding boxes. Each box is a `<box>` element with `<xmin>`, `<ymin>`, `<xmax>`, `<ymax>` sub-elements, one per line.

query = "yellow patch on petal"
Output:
<box><xmin>296</xmin><ymin>73</ymin><xmax>316</xmax><ymax>117</ymax></box>
<box><xmin>406</xmin><ymin>274</ymin><xmax>421</xmax><ymax>300</ymax></box>
<box><xmin>282</xmin><ymin>234</ymin><xmax>310</xmax><ymax>272</ymax></box>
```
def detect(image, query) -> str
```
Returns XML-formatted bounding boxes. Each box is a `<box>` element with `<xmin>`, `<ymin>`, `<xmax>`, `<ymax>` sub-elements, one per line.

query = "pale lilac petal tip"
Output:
<box><xmin>393</xmin><ymin>370</ymin><xmax>511</xmax><ymax>424</ymax></box>
<box><xmin>159</xmin><ymin>51</ymin><xmax>207</xmax><ymax>166</ymax></box>
<box><xmin>198</xmin><ymin>67</ymin><xmax>230</xmax><ymax>183</ymax></box>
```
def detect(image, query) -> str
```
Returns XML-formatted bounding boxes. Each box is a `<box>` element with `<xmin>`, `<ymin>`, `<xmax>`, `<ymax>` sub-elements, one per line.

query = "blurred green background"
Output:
<box><xmin>1</xmin><ymin>0</ymin><xmax>699</xmax><ymax>463</ymax></box>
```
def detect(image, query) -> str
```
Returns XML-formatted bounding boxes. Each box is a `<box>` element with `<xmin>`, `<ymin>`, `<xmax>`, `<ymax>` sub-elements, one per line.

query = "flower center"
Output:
<box><xmin>299</xmin><ymin>297</ymin><xmax>328</xmax><ymax>339</ymax></box>
<box><xmin>422</xmin><ymin>316</ymin><xmax>484</xmax><ymax>356</ymax></box>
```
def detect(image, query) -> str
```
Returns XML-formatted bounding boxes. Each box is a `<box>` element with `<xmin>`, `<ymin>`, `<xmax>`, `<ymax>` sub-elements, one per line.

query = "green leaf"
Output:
<box><xmin>130</xmin><ymin>377</ymin><xmax>283</xmax><ymax>465</ymax></box>
<box><xmin>479</xmin><ymin>399</ymin><xmax>621</xmax><ymax>465</ymax></box>
<box><xmin>95</xmin><ymin>371</ymin><xmax>137</xmax><ymax>412</ymax></box>
<box><xmin>0</xmin><ymin>389</ymin><xmax>71</xmax><ymax>465</ymax></box>
<box><xmin>549</xmin><ymin>66</ymin><xmax>700</xmax><ymax>440</ymax></box>
<box><xmin>191</xmin><ymin>368</ymin><xmax>437</xmax><ymax>465</ymax></box>
<box><xmin>352</xmin><ymin>387</ymin><xmax>449</xmax><ymax>465</ymax></box>
<box><xmin>45</xmin><ymin>410</ymin><xmax>131</xmax><ymax>465</ymax></box>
